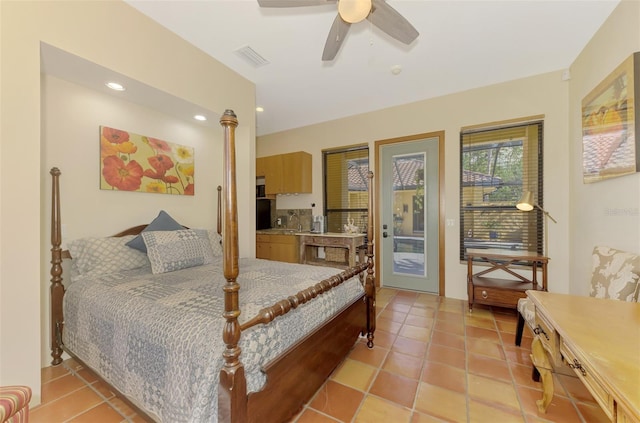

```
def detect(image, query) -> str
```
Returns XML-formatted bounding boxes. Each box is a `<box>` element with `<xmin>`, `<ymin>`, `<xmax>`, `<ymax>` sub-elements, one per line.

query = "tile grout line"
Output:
<box><xmin>493</xmin><ymin>307</ymin><xmax>530</xmax><ymax>423</ymax></box>
<box><xmin>464</xmin><ymin>304</ymin><xmax>472</xmax><ymax>423</ymax></box>
<box><xmin>62</xmin><ymin>360</ymin><xmax>133</xmax><ymax>422</ymax></box>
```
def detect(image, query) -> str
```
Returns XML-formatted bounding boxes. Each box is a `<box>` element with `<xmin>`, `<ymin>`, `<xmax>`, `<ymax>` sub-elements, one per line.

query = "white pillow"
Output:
<box><xmin>142</xmin><ymin>229</ymin><xmax>211</xmax><ymax>274</ymax></box>
<box><xmin>68</xmin><ymin>235</ymin><xmax>149</xmax><ymax>277</ymax></box>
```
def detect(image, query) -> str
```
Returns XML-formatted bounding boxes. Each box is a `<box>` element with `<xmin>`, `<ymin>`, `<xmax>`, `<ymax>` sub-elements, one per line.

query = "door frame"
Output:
<box><xmin>374</xmin><ymin>131</ymin><xmax>445</xmax><ymax>296</ymax></box>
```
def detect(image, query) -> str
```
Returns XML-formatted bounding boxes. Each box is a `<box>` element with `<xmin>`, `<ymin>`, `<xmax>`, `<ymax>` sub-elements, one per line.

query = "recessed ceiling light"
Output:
<box><xmin>194</xmin><ymin>115</ymin><xmax>207</xmax><ymax>121</ymax></box>
<box><xmin>256</xmin><ymin>106</ymin><xmax>264</xmax><ymax>112</ymax></box>
<box><xmin>105</xmin><ymin>82</ymin><xmax>125</xmax><ymax>91</ymax></box>
<box><xmin>390</xmin><ymin>65</ymin><xmax>402</xmax><ymax>75</ymax></box>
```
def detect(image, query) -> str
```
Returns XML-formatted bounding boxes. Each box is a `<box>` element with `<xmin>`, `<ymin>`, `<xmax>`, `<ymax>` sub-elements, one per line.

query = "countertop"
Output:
<box><xmin>256</xmin><ymin>229</ymin><xmax>365</xmax><ymax>238</ymax></box>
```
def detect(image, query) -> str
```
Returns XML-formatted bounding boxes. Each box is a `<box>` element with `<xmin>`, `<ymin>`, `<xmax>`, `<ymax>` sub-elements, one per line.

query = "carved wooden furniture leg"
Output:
<box><xmin>530</xmin><ymin>337</ymin><xmax>553</xmax><ymax>413</ymax></box>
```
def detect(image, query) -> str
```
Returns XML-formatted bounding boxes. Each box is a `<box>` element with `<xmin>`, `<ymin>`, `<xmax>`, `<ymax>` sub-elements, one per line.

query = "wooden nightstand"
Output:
<box><xmin>466</xmin><ymin>248</ymin><xmax>548</xmax><ymax>311</ymax></box>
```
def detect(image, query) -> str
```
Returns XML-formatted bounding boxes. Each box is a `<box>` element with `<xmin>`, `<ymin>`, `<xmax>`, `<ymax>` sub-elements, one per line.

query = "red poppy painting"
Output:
<box><xmin>99</xmin><ymin>126</ymin><xmax>195</xmax><ymax>195</ymax></box>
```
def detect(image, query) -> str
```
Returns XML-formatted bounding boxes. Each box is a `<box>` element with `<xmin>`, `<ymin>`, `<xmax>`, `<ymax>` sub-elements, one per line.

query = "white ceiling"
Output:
<box><xmin>120</xmin><ymin>1</ymin><xmax>617</xmax><ymax>136</ymax></box>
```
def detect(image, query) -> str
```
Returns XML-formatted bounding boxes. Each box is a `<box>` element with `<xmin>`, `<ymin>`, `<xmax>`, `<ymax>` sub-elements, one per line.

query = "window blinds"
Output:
<box><xmin>460</xmin><ymin>121</ymin><xmax>544</xmax><ymax>261</ymax></box>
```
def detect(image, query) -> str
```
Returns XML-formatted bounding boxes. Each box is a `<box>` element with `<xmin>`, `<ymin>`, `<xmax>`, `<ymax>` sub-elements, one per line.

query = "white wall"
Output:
<box><xmin>1</xmin><ymin>0</ymin><xmax>255</xmax><ymax>405</ymax></box>
<box><xmin>568</xmin><ymin>0</ymin><xmax>640</xmax><ymax>295</ymax></box>
<box><xmin>259</xmin><ymin>71</ymin><xmax>571</xmax><ymax>300</ymax></box>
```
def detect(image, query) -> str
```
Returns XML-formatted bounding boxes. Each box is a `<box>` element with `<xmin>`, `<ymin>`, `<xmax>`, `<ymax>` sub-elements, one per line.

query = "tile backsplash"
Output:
<box><xmin>275</xmin><ymin>208</ymin><xmax>312</xmax><ymax>231</ymax></box>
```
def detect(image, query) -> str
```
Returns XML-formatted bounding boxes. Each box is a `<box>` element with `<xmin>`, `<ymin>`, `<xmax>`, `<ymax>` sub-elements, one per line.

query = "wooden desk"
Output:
<box><xmin>298</xmin><ymin>233</ymin><xmax>365</xmax><ymax>269</ymax></box>
<box><xmin>528</xmin><ymin>291</ymin><xmax>640</xmax><ymax>422</ymax></box>
<box><xmin>466</xmin><ymin>249</ymin><xmax>549</xmax><ymax>311</ymax></box>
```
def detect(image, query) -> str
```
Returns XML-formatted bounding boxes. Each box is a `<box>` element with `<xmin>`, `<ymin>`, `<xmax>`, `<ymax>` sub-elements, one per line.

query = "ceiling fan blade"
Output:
<box><xmin>322</xmin><ymin>14</ymin><xmax>351</xmax><ymax>61</ymax></box>
<box><xmin>257</xmin><ymin>0</ymin><xmax>335</xmax><ymax>7</ymax></box>
<box><xmin>367</xmin><ymin>0</ymin><xmax>419</xmax><ymax>45</ymax></box>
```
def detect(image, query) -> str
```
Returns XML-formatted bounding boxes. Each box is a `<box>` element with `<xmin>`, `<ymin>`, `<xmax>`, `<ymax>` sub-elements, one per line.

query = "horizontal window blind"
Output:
<box><xmin>460</xmin><ymin>121</ymin><xmax>544</xmax><ymax>261</ymax></box>
<box><xmin>324</xmin><ymin>146</ymin><xmax>369</xmax><ymax>234</ymax></box>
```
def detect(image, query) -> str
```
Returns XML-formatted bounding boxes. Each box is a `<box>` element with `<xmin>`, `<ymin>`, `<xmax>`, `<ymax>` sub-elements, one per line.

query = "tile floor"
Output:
<box><xmin>31</xmin><ymin>288</ymin><xmax>608</xmax><ymax>423</ymax></box>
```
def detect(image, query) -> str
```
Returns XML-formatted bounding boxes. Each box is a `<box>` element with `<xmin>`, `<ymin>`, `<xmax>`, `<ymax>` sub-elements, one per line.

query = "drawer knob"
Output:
<box><xmin>568</xmin><ymin>358</ymin><xmax>587</xmax><ymax>376</ymax></box>
<box><xmin>481</xmin><ymin>290</ymin><xmax>488</xmax><ymax>299</ymax></box>
<box><xmin>533</xmin><ymin>325</ymin><xmax>550</xmax><ymax>341</ymax></box>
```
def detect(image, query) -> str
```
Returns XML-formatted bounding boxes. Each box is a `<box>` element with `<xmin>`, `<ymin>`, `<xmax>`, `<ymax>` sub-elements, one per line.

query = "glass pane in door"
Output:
<box><xmin>392</xmin><ymin>153</ymin><xmax>426</xmax><ymax>276</ymax></box>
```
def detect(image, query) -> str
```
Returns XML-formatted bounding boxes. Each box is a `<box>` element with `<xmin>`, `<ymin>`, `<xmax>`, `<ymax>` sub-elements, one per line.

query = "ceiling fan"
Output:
<box><xmin>257</xmin><ymin>0</ymin><xmax>419</xmax><ymax>61</ymax></box>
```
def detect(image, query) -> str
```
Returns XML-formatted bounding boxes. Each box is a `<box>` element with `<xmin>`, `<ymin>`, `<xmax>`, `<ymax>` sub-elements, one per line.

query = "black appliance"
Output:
<box><xmin>256</xmin><ymin>184</ymin><xmax>266</xmax><ymax>198</ymax></box>
<box><xmin>256</xmin><ymin>199</ymin><xmax>271</xmax><ymax>230</ymax></box>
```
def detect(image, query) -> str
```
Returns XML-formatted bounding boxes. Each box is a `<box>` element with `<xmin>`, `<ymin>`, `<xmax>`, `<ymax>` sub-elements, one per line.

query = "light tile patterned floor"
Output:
<box><xmin>31</xmin><ymin>288</ymin><xmax>608</xmax><ymax>422</ymax></box>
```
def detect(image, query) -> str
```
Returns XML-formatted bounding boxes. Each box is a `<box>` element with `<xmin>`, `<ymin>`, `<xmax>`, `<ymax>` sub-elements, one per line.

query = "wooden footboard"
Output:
<box><xmin>49</xmin><ymin>109</ymin><xmax>375</xmax><ymax>423</ymax></box>
<box><xmin>247</xmin><ymin>295</ymin><xmax>366</xmax><ymax>423</ymax></box>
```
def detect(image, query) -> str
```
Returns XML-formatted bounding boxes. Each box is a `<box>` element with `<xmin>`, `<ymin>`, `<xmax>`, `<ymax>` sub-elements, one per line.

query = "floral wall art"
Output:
<box><xmin>100</xmin><ymin>126</ymin><xmax>195</xmax><ymax>195</ymax></box>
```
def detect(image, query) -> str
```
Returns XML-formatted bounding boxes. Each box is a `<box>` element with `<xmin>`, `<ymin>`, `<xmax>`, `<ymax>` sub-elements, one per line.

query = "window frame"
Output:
<box><xmin>459</xmin><ymin>120</ymin><xmax>544</xmax><ymax>263</ymax></box>
<box><xmin>323</xmin><ymin>145</ymin><xmax>370</xmax><ymax>234</ymax></box>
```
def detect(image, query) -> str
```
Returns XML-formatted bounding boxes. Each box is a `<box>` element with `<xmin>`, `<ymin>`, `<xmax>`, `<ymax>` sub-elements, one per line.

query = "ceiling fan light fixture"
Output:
<box><xmin>338</xmin><ymin>0</ymin><xmax>371</xmax><ymax>24</ymax></box>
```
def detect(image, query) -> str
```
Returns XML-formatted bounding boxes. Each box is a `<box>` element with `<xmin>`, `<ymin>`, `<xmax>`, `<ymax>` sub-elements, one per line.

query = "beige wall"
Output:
<box><xmin>259</xmin><ymin>71</ymin><xmax>572</xmax><ymax>300</ymax></box>
<box><xmin>41</xmin><ymin>73</ymin><xmax>231</xmax><ymax>365</ymax></box>
<box><xmin>1</xmin><ymin>1</ymin><xmax>255</xmax><ymax>405</ymax></box>
<box><xmin>259</xmin><ymin>1</ymin><xmax>640</xmax><ymax>303</ymax></box>
<box><xmin>568</xmin><ymin>0</ymin><xmax>640</xmax><ymax>295</ymax></box>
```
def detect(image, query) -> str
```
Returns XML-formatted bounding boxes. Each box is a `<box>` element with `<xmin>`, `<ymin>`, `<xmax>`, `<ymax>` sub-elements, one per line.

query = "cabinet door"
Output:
<box><xmin>256</xmin><ymin>234</ymin><xmax>271</xmax><ymax>259</ymax></box>
<box><xmin>282</xmin><ymin>152</ymin><xmax>312</xmax><ymax>194</ymax></box>
<box><xmin>270</xmin><ymin>242</ymin><xmax>298</xmax><ymax>263</ymax></box>
<box><xmin>264</xmin><ymin>155</ymin><xmax>284</xmax><ymax>195</ymax></box>
<box><xmin>256</xmin><ymin>157</ymin><xmax>267</xmax><ymax>178</ymax></box>
<box><xmin>256</xmin><ymin>241</ymin><xmax>270</xmax><ymax>259</ymax></box>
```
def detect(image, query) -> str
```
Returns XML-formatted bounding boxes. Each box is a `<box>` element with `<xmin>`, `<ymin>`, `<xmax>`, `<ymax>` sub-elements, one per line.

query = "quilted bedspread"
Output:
<box><xmin>63</xmin><ymin>257</ymin><xmax>365</xmax><ymax>422</ymax></box>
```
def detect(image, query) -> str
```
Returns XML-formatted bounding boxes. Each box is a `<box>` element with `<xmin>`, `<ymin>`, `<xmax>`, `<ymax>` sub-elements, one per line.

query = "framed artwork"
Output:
<box><xmin>582</xmin><ymin>52</ymin><xmax>640</xmax><ymax>183</ymax></box>
<box><xmin>100</xmin><ymin>126</ymin><xmax>195</xmax><ymax>195</ymax></box>
<box><xmin>582</xmin><ymin>52</ymin><xmax>639</xmax><ymax>183</ymax></box>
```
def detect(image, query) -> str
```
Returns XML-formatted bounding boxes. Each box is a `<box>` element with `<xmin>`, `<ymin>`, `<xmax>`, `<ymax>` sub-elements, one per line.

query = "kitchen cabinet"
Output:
<box><xmin>256</xmin><ymin>233</ymin><xmax>299</xmax><ymax>263</ymax></box>
<box><xmin>256</xmin><ymin>151</ymin><xmax>311</xmax><ymax>195</ymax></box>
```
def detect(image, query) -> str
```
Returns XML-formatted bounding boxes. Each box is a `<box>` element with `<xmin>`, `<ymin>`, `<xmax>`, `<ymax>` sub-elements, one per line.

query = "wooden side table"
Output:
<box><xmin>466</xmin><ymin>248</ymin><xmax>549</xmax><ymax>311</ymax></box>
<box><xmin>298</xmin><ymin>233</ymin><xmax>365</xmax><ymax>269</ymax></box>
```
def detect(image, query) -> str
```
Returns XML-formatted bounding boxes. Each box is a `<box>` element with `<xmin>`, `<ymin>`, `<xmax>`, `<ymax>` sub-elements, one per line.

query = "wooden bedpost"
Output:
<box><xmin>365</xmin><ymin>171</ymin><xmax>376</xmax><ymax>348</ymax></box>
<box><xmin>50</xmin><ymin>167</ymin><xmax>64</xmax><ymax>365</ymax></box>
<box><xmin>217</xmin><ymin>185</ymin><xmax>222</xmax><ymax>236</ymax></box>
<box><xmin>218</xmin><ymin>110</ymin><xmax>248</xmax><ymax>422</ymax></box>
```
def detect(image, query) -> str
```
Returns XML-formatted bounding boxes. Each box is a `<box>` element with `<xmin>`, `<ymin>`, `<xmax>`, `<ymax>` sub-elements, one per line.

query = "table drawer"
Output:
<box><xmin>472</xmin><ymin>284</ymin><xmax>525</xmax><ymax>308</ymax></box>
<box><xmin>561</xmin><ymin>340</ymin><xmax>614</xmax><ymax>420</ymax></box>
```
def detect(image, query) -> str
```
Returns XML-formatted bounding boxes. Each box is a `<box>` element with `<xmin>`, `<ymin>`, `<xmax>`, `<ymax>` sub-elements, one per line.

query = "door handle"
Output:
<box><xmin>383</xmin><ymin>231</ymin><xmax>389</xmax><ymax>238</ymax></box>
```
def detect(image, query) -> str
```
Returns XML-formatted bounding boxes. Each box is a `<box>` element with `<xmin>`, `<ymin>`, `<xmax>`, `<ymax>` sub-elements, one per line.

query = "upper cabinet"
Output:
<box><xmin>256</xmin><ymin>151</ymin><xmax>312</xmax><ymax>195</ymax></box>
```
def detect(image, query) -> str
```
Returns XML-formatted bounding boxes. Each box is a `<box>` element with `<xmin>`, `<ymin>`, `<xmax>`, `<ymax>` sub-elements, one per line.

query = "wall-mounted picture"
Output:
<box><xmin>582</xmin><ymin>52</ymin><xmax>639</xmax><ymax>183</ymax></box>
<box><xmin>100</xmin><ymin>126</ymin><xmax>195</xmax><ymax>195</ymax></box>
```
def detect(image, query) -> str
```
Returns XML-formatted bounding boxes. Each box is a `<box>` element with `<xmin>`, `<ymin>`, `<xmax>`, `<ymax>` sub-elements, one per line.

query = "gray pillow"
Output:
<box><xmin>142</xmin><ymin>229</ymin><xmax>206</xmax><ymax>274</ymax></box>
<box><xmin>126</xmin><ymin>210</ymin><xmax>183</xmax><ymax>253</ymax></box>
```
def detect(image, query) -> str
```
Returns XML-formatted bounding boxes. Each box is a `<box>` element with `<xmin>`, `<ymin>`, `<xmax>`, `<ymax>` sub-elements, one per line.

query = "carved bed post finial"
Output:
<box><xmin>50</xmin><ymin>167</ymin><xmax>64</xmax><ymax>365</ymax></box>
<box><xmin>365</xmin><ymin>171</ymin><xmax>376</xmax><ymax>348</ymax></box>
<box><xmin>218</xmin><ymin>110</ymin><xmax>248</xmax><ymax>422</ymax></box>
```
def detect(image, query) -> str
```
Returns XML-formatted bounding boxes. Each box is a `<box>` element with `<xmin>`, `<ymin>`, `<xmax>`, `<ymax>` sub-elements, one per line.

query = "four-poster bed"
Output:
<box><xmin>49</xmin><ymin>109</ymin><xmax>376</xmax><ymax>422</ymax></box>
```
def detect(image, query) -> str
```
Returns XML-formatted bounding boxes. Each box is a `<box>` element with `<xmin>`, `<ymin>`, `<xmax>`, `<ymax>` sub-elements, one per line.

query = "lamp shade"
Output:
<box><xmin>338</xmin><ymin>0</ymin><xmax>372</xmax><ymax>23</ymax></box>
<box><xmin>516</xmin><ymin>191</ymin><xmax>535</xmax><ymax>212</ymax></box>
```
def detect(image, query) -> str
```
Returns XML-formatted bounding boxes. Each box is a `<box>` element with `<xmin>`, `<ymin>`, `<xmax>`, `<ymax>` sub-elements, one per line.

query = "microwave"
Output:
<box><xmin>256</xmin><ymin>184</ymin><xmax>266</xmax><ymax>198</ymax></box>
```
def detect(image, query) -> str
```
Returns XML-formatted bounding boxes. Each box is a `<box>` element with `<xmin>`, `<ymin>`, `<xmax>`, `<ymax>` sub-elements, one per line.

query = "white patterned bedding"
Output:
<box><xmin>63</xmin><ymin>257</ymin><xmax>365</xmax><ymax>422</ymax></box>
